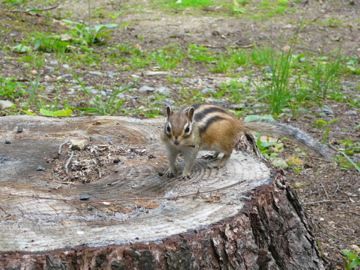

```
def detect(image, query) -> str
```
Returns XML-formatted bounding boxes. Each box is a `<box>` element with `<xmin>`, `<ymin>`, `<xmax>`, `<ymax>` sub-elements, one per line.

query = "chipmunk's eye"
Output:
<box><xmin>184</xmin><ymin>125</ymin><xmax>190</xmax><ymax>133</ymax></box>
<box><xmin>166</xmin><ymin>125</ymin><xmax>171</xmax><ymax>134</ymax></box>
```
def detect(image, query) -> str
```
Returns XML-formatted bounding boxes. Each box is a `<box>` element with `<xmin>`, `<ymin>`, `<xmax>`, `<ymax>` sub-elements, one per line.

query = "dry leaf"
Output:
<box><xmin>201</xmin><ymin>195</ymin><xmax>221</xmax><ymax>203</ymax></box>
<box><xmin>134</xmin><ymin>201</ymin><xmax>160</xmax><ymax>209</ymax></box>
<box><xmin>108</xmin><ymin>205</ymin><xmax>132</xmax><ymax>213</ymax></box>
<box><xmin>286</xmin><ymin>156</ymin><xmax>304</xmax><ymax>166</ymax></box>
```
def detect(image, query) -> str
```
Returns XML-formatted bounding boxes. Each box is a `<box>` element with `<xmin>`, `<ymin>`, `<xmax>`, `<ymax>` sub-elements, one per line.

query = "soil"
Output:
<box><xmin>0</xmin><ymin>0</ymin><xmax>359</xmax><ymax>269</ymax></box>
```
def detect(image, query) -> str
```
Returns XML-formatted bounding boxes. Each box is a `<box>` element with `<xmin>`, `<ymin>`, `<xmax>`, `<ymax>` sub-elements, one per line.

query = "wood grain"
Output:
<box><xmin>0</xmin><ymin>116</ymin><xmax>271</xmax><ymax>253</ymax></box>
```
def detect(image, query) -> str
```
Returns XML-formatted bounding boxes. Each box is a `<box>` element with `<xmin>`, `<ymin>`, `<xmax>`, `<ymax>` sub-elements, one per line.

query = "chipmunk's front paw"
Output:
<box><xmin>180</xmin><ymin>170</ymin><xmax>191</xmax><ymax>180</ymax></box>
<box><xmin>163</xmin><ymin>168</ymin><xmax>177</xmax><ymax>178</ymax></box>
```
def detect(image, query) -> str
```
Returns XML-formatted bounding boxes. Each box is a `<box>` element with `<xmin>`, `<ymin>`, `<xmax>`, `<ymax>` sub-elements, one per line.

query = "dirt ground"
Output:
<box><xmin>0</xmin><ymin>0</ymin><xmax>359</xmax><ymax>269</ymax></box>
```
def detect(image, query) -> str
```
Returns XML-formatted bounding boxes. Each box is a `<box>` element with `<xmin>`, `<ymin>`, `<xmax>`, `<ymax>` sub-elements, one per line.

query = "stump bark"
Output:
<box><xmin>0</xmin><ymin>116</ymin><xmax>325</xmax><ymax>270</ymax></box>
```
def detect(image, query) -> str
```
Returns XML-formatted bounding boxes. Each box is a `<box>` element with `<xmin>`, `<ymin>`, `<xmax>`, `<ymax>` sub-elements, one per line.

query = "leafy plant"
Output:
<box><xmin>149</xmin><ymin>47</ymin><xmax>185</xmax><ymax>70</ymax></box>
<box><xmin>62</xmin><ymin>20</ymin><xmax>118</xmax><ymax>45</ymax></box>
<box><xmin>342</xmin><ymin>250</ymin><xmax>360</xmax><ymax>270</ymax></box>
<box><xmin>0</xmin><ymin>77</ymin><xmax>27</xmax><ymax>99</ymax></box>
<box><xmin>72</xmin><ymin>73</ymin><xmax>134</xmax><ymax>115</ymax></box>
<box><xmin>188</xmin><ymin>44</ymin><xmax>214</xmax><ymax>62</ymax></box>
<box><xmin>312</xmin><ymin>118</ymin><xmax>339</xmax><ymax>141</ymax></box>
<box><xmin>210</xmin><ymin>55</ymin><xmax>233</xmax><ymax>73</ymax></box>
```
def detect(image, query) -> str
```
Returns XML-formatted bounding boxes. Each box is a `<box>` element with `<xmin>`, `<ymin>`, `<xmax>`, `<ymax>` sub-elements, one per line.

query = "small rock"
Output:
<box><xmin>107</xmin><ymin>71</ymin><xmax>115</xmax><ymax>78</ymax></box>
<box><xmin>155</xmin><ymin>87</ymin><xmax>170</xmax><ymax>96</ymax></box>
<box><xmin>269</xmin><ymin>157</ymin><xmax>288</xmax><ymax>168</ymax></box>
<box><xmin>145</xmin><ymin>71</ymin><xmax>170</xmax><ymax>76</ymax></box>
<box><xmin>17</xmin><ymin>127</ymin><xmax>23</xmax><ymax>133</ymax></box>
<box><xmin>236</xmin><ymin>67</ymin><xmax>244</xmax><ymax>72</ymax></box>
<box><xmin>80</xmin><ymin>194</ymin><xmax>90</xmax><ymax>200</ymax></box>
<box><xmin>36</xmin><ymin>166</ymin><xmax>45</xmax><ymax>171</ymax></box>
<box><xmin>163</xmin><ymin>98</ymin><xmax>175</xmax><ymax>105</ymax></box>
<box><xmin>0</xmin><ymin>157</ymin><xmax>7</xmax><ymax>164</ymax></box>
<box><xmin>116</xmin><ymin>93</ymin><xmax>125</xmax><ymax>99</ymax></box>
<box><xmin>201</xmin><ymin>88</ymin><xmax>216</xmax><ymax>94</ymax></box>
<box><xmin>207</xmin><ymin>98</ymin><xmax>227</xmax><ymax>107</ymax></box>
<box><xmin>344</xmin><ymin>110</ymin><xmax>357</xmax><ymax>115</ymax></box>
<box><xmin>318</xmin><ymin>105</ymin><xmax>334</xmax><ymax>116</ymax></box>
<box><xmin>0</xmin><ymin>100</ymin><xmax>14</xmax><ymax>109</ymax></box>
<box><xmin>70</xmin><ymin>139</ymin><xmax>88</xmax><ymax>151</ymax></box>
<box><xmin>30</xmin><ymin>70</ymin><xmax>38</xmax><ymax>75</ymax></box>
<box><xmin>59</xmin><ymin>74</ymin><xmax>73</xmax><ymax>80</ymax></box>
<box><xmin>5</xmin><ymin>139</ymin><xmax>11</xmax><ymax>144</ymax></box>
<box><xmin>229</xmin><ymin>103</ymin><xmax>245</xmax><ymax>110</ymax></box>
<box><xmin>88</xmin><ymin>71</ymin><xmax>102</xmax><ymax>76</ymax></box>
<box><xmin>63</xmin><ymin>64</ymin><xmax>70</xmax><ymax>69</ymax></box>
<box><xmin>139</xmin><ymin>85</ymin><xmax>155</xmax><ymax>93</ymax></box>
<box><xmin>262</xmin><ymin>66</ymin><xmax>273</xmax><ymax>74</ymax></box>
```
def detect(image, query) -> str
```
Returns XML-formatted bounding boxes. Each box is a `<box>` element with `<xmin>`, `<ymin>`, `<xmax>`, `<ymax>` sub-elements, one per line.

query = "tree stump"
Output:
<box><xmin>0</xmin><ymin>116</ymin><xmax>325</xmax><ymax>270</ymax></box>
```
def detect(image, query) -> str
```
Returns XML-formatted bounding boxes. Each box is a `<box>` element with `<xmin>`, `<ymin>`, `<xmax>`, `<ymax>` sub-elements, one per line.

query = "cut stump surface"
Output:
<box><xmin>0</xmin><ymin>116</ymin><xmax>324</xmax><ymax>269</ymax></box>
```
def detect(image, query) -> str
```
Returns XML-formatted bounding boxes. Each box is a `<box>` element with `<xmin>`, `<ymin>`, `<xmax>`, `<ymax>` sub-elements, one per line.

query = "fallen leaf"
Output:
<box><xmin>134</xmin><ymin>201</ymin><xmax>160</xmax><ymax>209</ymax></box>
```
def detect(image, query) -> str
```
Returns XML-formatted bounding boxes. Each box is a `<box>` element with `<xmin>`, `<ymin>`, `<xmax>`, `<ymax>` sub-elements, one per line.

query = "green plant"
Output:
<box><xmin>149</xmin><ymin>47</ymin><xmax>185</xmax><ymax>70</ymax></box>
<box><xmin>312</xmin><ymin>118</ymin><xmax>339</xmax><ymax>141</ymax></box>
<box><xmin>72</xmin><ymin>73</ymin><xmax>134</xmax><ymax>115</ymax></box>
<box><xmin>2</xmin><ymin>0</ymin><xmax>27</xmax><ymax>7</ymax></box>
<box><xmin>39</xmin><ymin>108</ymin><xmax>73</xmax><ymax>117</ymax></box>
<box><xmin>344</xmin><ymin>57</ymin><xmax>360</xmax><ymax>74</ymax></box>
<box><xmin>209</xmin><ymin>55</ymin><xmax>233</xmax><ymax>73</ymax></box>
<box><xmin>22</xmin><ymin>75</ymin><xmax>41</xmax><ymax>112</ymax></box>
<box><xmin>188</xmin><ymin>44</ymin><xmax>214</xmax><ymax>62</ymax></box>
<box><xmin>0</xmin><ymin>77</ymin><xmax>27</xmax><ymax>99</ymax></box>
<box><xmin>342</xmin><ymin>250</ymin><xmax>360</xmax><ymax>269</ymax></box>
<box><xmin>232</xmin><ymin>49</ymin><xmax>249</xmax><ymax>66</ymax></box>
<box><xmin>253</xmin><ymin>46</ymin><xmax>298</xmax><ymax>114</ymax></box>
<box><xmin>32</xmin><ymin>33</ymin><xmax>70</xmax><ymax>53</ymax></box>
<box><xmin>62</xmin><ymin>20</ymin><xmax>118</xmax><ymax>45</ymax></box>
<box><xmin>309</xmin><ymin>55</ymin><xmax>342</xmax><ymax>98</ymax></box>
<box><xmin>159</xmin><ymin>0</ymin><xmax>213</xmax><ymax>9</ymax></box>
<box><xmin>217</xmin><ymin>80</ymin><xmax>250</xmax><ymax>102</ymax></box>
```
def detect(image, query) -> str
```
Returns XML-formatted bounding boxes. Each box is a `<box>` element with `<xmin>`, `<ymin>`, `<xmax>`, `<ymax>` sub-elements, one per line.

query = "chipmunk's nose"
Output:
<box><xmin>174</xmin><ymin>137</ymin><xmax>180</xmax><ymax>145</ymax></box>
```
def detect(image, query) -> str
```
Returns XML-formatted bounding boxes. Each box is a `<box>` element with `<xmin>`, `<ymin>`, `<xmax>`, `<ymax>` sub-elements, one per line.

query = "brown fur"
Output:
<box><xmin>161</xmin><ymin>103</ymin><xmax>333</xmax><ymax>178</ymax></box>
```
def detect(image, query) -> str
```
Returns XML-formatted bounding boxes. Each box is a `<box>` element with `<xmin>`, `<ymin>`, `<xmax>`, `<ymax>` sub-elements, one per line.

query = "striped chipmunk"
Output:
<box><xmin>160</xmin><ymin>103</ymin><xmax>333</xmax><ymax>178</ymax></box>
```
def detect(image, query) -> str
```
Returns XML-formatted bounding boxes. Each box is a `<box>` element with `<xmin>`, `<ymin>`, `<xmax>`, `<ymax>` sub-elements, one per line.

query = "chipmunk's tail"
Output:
<box><xmin>243</xmin><ymin>119</ymin><xmax>334</xmax><ymax>159</ymax></box>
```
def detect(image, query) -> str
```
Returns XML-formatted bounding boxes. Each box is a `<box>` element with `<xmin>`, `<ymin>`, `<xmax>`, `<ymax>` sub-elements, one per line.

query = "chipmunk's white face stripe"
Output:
<box><xmin>182</xmin><ymin>123</ymin><xmax>192</xmax><ymax>138</ymax></box>
<box><xmin>165</xmin><ymin>123</ymin><xmax>172</xmax><ymax>136</ymax></box>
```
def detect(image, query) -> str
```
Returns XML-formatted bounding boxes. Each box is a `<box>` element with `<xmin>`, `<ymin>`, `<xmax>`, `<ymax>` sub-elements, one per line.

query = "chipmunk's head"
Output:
<box><xmin>164</xmin><ymin>106</ymin><xmax>195</xmax><ymax>146</ymax></box>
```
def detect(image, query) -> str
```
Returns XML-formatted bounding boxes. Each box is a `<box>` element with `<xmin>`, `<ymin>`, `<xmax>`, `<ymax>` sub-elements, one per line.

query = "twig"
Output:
<box><xmin>332</xmin><ymin>182</ymin><xmax>340</xmax><ymax>197</ymax></box>
<box><xmin>64</xmin><ymin>151</ymin><xmax>74</xmax><ymax>174</ymax></box>
<box><xmin>2</xmin><ymin>4</ymin><xmax>60</xmax><ymax>13</ymax></box>
<box><xmin>58</xmin><ymin>140</ymin><xmax>69</xmax><ymax>155</ymax></box>
<box><xmin>320</xmin><ymin>182</ymin><xmax>329</xmax><ymax>199</ymax></box>
<box><xmin>304</xmin><ymin>199</ymin><xmax>347</xmax><ymax>205</ymax></box>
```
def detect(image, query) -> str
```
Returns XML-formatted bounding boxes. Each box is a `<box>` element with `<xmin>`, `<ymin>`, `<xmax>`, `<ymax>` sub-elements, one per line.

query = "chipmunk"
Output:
<box><xmin>160</xmin><ymin>103</ymin><xmax>333</xmax><ymax>178</ymax></box>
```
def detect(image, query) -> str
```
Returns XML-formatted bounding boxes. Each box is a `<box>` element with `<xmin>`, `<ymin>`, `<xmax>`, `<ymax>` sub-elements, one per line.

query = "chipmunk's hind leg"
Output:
<box><xmin>202</xmin><ymin>151</ymin><xmax>219</xmax><ymax>160</ymax></box>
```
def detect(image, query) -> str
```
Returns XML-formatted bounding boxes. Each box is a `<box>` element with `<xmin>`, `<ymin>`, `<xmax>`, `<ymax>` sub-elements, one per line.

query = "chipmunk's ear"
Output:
<box><xmin>186</xmin><ymin>107</ymin><xmax>195</xmax><ymax>121</ymax></box>
<box><xmin>166</xmin><ymin>106</ymin><xmax>173</xmax><ymax>117</ymax></box>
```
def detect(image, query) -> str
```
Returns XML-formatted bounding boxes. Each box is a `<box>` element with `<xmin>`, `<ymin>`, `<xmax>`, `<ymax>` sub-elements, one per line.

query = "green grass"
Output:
<box><xmin>1</xmin><ymin>18</ymin><xmax>356</xmax><ymax>119</ymax></box>
<box><xmin>0</xmin><ymin>77</ymin><xmax>27</xmax><ymax>99</ymax></box>
<box><xmin>156</xmin><ymin>0</ymin><xmax>213</xmax><ymax>10</ymax></box>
